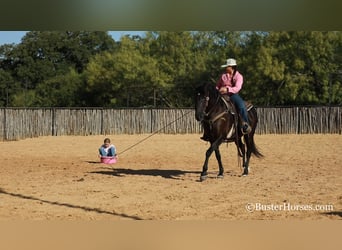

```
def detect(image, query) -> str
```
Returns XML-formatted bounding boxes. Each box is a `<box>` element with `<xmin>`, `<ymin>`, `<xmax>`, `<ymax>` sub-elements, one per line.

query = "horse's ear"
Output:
<box><xmin>195</xmin><ymin>84</ymin><xmax>202</xmax><ymax>93</ymax></box>
<box><xmin>196</xmin><ymin>82</ymin><xmax>207</xmax><ymax>92</ymax></box>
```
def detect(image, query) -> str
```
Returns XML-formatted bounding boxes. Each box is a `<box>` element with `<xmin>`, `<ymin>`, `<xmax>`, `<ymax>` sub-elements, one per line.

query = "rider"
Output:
<box><xmin>217</xmin><ymin>58</ymin><xmax>251</xmax><ymax>135</ymax></box>
<box><xmin>200</xmin><ymin>58</ymin><xmax>251</xmax><ymax>141</ymax></box>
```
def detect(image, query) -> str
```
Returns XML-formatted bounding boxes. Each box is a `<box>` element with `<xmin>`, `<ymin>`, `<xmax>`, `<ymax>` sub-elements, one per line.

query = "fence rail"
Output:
<box><xmin>0</xmin><ymin>107</ymin><xmax>341</xmax><ymax>141</ymax></box>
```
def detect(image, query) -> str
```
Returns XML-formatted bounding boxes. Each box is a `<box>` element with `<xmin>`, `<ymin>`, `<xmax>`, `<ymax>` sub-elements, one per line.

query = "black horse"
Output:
<box><xmin>195</xmin><ymin>82</ymin><xmax>263</xmax><ymax>181</ymax></box>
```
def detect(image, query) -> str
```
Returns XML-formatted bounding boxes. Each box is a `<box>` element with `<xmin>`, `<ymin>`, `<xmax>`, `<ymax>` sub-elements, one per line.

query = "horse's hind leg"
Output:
<box><xmin>243</xmin><ymin>134</ymin><xmax>253</xmax><ymax>175</ymax></box>
<box><xmin>236</xmin><ymin>137</ymin><xmax>248</xmax><ymax>176</ymax></box>
<box><xmin>215</xmin><ymin>148</ymin><xmax>224</xmax><ymax>178</ymax></box>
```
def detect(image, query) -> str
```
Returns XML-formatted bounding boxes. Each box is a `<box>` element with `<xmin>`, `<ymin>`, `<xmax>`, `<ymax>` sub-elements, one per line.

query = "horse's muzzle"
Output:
<box><xmin>195</xmin><ymin>112</ymin><xmax>204</xmax><ymax>122</ymax></box>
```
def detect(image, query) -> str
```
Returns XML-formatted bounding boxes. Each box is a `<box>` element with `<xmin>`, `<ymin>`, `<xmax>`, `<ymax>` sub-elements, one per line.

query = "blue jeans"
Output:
<box><xmin>230</xmin><ymin>94</ymin><xmax>249</xmax><ymax>123</ymax></box>
<box><xmin>99</xmin><ymin>147</ymin><xmax>115</xmax><ymax>156</ymax></box>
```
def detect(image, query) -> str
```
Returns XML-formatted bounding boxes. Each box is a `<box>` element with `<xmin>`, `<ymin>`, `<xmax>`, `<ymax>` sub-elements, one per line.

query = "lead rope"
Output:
<box><xmin>118</xmin><ymin>110</ymin><xmax>193</xmax><ymax>156</ymax></box>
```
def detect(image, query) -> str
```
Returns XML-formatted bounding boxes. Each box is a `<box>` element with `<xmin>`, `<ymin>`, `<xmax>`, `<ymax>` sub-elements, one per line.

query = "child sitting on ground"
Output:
<box><xmin>98</xmin><ymin>138</ymin><xmax>117</xmax><ymax>157</ymax></box>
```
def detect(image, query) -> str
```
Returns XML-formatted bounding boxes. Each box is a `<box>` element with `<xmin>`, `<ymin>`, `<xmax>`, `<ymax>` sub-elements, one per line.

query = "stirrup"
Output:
<box><xmin>242</xmin><ymin>123</ymin><xmax>252</xmax><ymax>135</ymax></box>
<box><xmin>223</xmin><ymin>137</ymin><xmax>235</xmax><ymax>143</ymax></box>
<box><xmin>200</xmin><ymin>136</ymin><xmax>210</xmax><ymax>141</ymax></box>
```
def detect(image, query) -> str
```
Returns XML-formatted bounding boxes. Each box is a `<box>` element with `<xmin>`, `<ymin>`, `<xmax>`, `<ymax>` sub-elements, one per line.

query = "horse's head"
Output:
<box><xmin>195</xmin><ymin>83</ymin><xmax>218</xmax><ymax>122</ymax></box>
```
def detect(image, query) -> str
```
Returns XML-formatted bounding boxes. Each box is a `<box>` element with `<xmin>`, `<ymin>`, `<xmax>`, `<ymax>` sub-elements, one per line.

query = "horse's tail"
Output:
<box><xmin>248</xmin><ymin>107</ymin><xmax>264</xmax><ymax>158</ymax></box>
<box><xmin>249</xmin><ymin>135</ymin><xmax>264</xmax><ymax>158</ymax></box>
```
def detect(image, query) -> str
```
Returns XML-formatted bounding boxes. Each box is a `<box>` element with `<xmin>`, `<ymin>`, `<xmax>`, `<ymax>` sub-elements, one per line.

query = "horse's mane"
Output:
<box><xmin>206</xmin><ymin>83</ymin><xmax>219</xmax><ymax>98</ymax></box>
<box><xmin>197</xmin><ymin>82</ymin><xmax>219</xmax><ymax>99</ymax></box>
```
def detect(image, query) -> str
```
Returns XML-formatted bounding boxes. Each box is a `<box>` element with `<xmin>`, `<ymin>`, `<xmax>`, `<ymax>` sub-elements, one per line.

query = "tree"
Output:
<box><xmin>240</xmin><ymin>31</ymin><xmax>286</xmax><ymax>105</ymax></box>
<box><xmin>147</xmin><ymin>31</ymin><xmax>210</xmax><ymax>107</ymax></box>
<box><xmin>84</xmin><ymin>36</ymin><xmax>167</xmax><ymax>107</ymax></box>
<box><xmin>33</xmin><ymin>69</ymin><xmax>83</xmax><ymax>107</ymax></box>
<box><xmin>241</xmin><ymin>31</ymin><xmax>342</xmax><ymax>105</ymax></box>
<box><xmin>0</xmin><ymin>31</ymin><xmax>115</xmax><ymax>106</ymax></box>
<box><xmin>1</xmin><ymin>31</ymin><xmax>341</xmax><ymax>107</ymax></box>
<box><xmin>0</xmin><ymin>68</ymin><xmax>15</xmax><ymax>106</ymax></box>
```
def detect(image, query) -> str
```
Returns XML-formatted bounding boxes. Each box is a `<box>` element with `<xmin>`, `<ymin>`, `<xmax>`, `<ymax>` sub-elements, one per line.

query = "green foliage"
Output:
<box><xmin>84</xmin><ymin>36</ymin><xmax>166</xmax><ymax>107</ymax></box>
<box><xmin>241</xmin><ymin>31</ymin><xmax>342</xmax><ymax>105</ymax></box>
<box><xmin>0</xmin><ymin>68</ymin><xmax>15</xmax><ymax>106</ymax></box>
<box><xmin>147</xmin><ymin>31</ymin><xmax>208</xmax><ymax>107</ymax></box>
<box><xmin>0</xmin><ymin>31</ymin><xmax>341</xmax><ymax>107</ymax></box>
<box><xmin>34</xmin><ymin>68</ymin><xmax>83</xmax><ymax>107</ymax></box>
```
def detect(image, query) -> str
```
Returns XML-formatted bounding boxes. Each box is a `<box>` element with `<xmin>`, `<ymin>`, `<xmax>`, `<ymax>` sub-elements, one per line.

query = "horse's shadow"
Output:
<box><xmin>89</xmin><ymin>167</ymin><xmax>200</xmax><ymax>180</ymax></box>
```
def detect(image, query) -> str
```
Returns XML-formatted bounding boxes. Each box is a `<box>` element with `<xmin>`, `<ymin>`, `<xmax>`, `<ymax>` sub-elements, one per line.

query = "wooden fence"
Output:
<box><xmin>0</xmin><ymin>107</ymin><xmax>341</xmax><ymax>141</ymax></box>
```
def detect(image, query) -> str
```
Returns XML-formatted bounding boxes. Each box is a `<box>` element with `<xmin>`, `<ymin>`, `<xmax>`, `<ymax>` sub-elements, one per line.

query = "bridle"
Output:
<box><xmin>198</xmin><ymin>92</ymin><xmax>227</xmax><ymax>123</ymax></box>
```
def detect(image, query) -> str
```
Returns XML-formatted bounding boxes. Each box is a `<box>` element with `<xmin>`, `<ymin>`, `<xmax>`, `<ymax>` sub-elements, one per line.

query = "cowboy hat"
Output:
<box><xmin>221</xmin><ymin>58</ymin><xmax>237</xmax><ymax>67</ymax></box>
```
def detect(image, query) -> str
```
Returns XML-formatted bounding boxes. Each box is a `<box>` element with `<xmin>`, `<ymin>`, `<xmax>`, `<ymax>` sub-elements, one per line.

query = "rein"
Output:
<box><xmin>203</xmin><ymin>94</ymin><xmax>228</xmax><ymax>124</ymax></box>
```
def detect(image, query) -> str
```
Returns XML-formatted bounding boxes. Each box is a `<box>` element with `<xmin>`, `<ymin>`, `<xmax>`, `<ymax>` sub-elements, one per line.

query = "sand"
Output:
<box><xmin>0</xmin><ymin>134</ymin><xmax>341</xmax><ymax>220</ymax></box>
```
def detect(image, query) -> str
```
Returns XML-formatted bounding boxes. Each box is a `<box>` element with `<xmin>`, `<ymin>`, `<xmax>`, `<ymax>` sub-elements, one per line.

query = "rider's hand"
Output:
<box><xmin>219</xmin><ymin>87</ymin><xmax>228</xmax><ymax>94</ymax></box>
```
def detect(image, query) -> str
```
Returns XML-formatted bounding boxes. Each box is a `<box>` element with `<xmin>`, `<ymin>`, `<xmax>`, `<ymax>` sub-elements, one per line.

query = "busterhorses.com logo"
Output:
<box><xmin>245</xmin><ymin>202</ymin><xmax>334</xmax><ymax>213</ymax></box>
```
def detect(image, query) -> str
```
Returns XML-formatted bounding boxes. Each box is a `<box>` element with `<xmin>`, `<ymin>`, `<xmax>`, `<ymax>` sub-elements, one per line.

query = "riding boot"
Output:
<box><xmin>242</xmin><ymin>122</ymin><xmax>252</xmax><ymax>134</ymax></box>
<box><xmin>200</xmin><ymin>132</ymin><xmax>210</xmax><ymax>141</ymax></box>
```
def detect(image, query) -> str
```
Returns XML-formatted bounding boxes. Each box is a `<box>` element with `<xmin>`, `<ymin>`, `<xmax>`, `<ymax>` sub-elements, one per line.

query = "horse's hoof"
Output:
<box><xmin>242</xmin><ymin>167</ymin><xmax>248</xmax><ymax>176</ymax></box>
<box><xmin>242</xmin><ymin>171</ymin><xmax>248</xmax><ymax>176</ymax></box>
<box><xmin>217</xmin><ymin>174</ymin><xmax>224</xmax><ymax>179</ymax></box>
<box><xmin>200</xmin><ymin>175</ymin><xmax>208</xmax><ymax>181</ymax></box>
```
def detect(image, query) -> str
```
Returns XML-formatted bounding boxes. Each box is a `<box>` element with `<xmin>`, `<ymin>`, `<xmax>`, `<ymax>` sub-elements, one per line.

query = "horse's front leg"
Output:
<box><xmin>200</xmin><ymin>146</ymin><xmax>214</xmax><ymax>181</ymax></box>
<box><xmin>214</xmin><ymin>148</ymin><xmax>224</xmax><ymax>178</ymax></box>
<box><xmin>200</xmin><ymin>139</ymin><xmax>221</xmax><ymax>181</ymax></box>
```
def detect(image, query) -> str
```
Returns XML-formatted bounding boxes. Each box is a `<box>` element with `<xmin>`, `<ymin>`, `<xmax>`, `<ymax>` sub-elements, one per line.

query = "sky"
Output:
<box><xmin>0</xmin><ymin>31</ymin><xmax>145</xmax><ymax>45</ymax></box>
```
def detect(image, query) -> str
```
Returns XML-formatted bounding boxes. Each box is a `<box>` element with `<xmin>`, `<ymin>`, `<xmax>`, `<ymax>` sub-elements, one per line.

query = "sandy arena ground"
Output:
<box><xmin>0</xmin><ymin>134</ymin><xmax>341</xmax><ymax>220</ymax></box>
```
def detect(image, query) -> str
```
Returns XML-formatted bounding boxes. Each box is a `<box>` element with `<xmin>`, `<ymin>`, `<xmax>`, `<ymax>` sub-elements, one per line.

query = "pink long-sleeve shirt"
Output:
<box><xmin>216</xmin><ymin>71</ymin><xmax>244</xmax><ymax>94</ymax></box>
